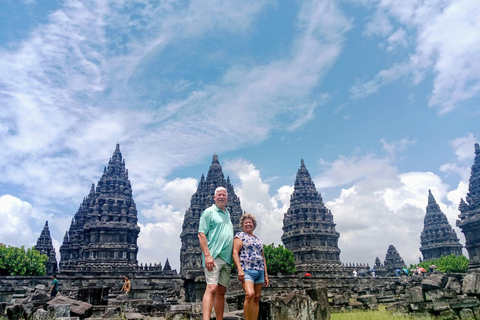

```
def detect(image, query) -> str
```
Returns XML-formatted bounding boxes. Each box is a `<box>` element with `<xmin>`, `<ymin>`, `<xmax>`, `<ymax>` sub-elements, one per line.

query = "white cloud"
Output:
<box><xmin>386</xmin><ymin>28</ymin><xmax>408</xmax><ymax>51</ymax></box>
<box><xmin>0</xmin><ymin>195</ymin><xmax>37</xmax><ymax>247</ymax></box>
<box><xmin>353</xmin><ymin>0</ymin><xmax>480</xmax><ymax>112</ymax></box>
<box><xmin>449</xmin><ymin>133</ymin><xmax>477</xmax><ymax>162</ymax></box>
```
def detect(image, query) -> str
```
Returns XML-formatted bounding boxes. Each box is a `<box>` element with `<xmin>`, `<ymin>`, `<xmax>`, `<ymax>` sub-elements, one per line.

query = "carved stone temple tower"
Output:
<box><xmin>59</xmin><ymin>144</ymin><xmax>140</xmax><ymax>275</ymax></box>
<box><xmin>281</xmin><ymin>159</ymin><xmax>341</xmax><ymax>273</ymax></box>
<box><xmin>180</xmin><ymin>154</ymin><xmax>243</xmax><ymax>279</ymax></box>
<box><xmin>420</xmin><ymin>190</ymin><xmax>462</xmax><ymax>260</ymax></box>
<box><xmin>383</xmin><ymin>245</ymin><xmax>406</xmax><ymax>274</ymax></box>
<box><xmin>457</xmin><ymin>143</ymin><xmax>480</xmax><ymax>272</ymax></box>
<box><xmin>35</xmin><ymin>221</ymin><xmax>58</xmax><ymax>275</ymax></box>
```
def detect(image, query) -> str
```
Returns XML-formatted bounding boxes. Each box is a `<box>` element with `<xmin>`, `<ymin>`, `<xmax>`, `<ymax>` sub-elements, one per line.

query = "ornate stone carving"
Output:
<box><xmin>383</xmin><ymin>245</ymin><xmax>406</xmax><ymax>274</ymax></box>
<box><xmin>281</xmin><ymin>159</ymin><xmax>341</xmax><ymax>273</ymax></box>
<box><xmin>457</xmin><ymin>143</ymin><xmax>480</xmax><ymax>272</ymax></box>
<box><xmin>420</xmin><ymin>190</ymin><xmax>462</xmax><ymax>260</ymax></box>
<box><xmin>179</xmin><ymin>154</ymin><xmax>243</xmax><ymax>279</ymax></box>
<box><xmin>35</xmin><ymin>221</ymin><xmax>58</xmax><ymax>275</ymax></box>
<box><xmin>59</xmin><ymin>144</ymin><xmax>140</xmax><ymax>274</ymax></box>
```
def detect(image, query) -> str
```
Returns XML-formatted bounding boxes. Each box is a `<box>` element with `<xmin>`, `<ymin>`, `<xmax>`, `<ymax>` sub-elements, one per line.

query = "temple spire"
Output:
<box><xmin>421</xmin><ymin>190</ymin><xmax>462</xmax><ymax>260</ymax></box>
<box><xmin>281</xmin><ymin>159</ymin><xmax>340</xmax><ymax>273</ymax></box>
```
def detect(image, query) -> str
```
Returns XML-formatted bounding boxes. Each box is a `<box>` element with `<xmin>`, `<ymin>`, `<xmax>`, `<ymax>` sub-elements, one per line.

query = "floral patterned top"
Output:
<box><xmin>235</xmin><ymin>231</ymin><xmax>265</xmax><ymax>271</ymax></box>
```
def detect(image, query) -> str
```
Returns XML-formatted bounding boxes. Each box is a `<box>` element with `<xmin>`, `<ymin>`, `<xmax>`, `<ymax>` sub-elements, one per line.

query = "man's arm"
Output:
<box><xmin>198</xmin><ymin>232</ymin><xmax>215</xmax><ymax>271</ymax></box>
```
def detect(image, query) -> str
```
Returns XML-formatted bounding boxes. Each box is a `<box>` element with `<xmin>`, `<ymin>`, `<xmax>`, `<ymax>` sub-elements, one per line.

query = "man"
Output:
<box><xmin>48</xmin><ymin>274</ymin><xmax>59</xmax><ymax>297</ymax></box>
<box><xmin>120</xmin><ymin>275</ymin><xmax>131</xmax><ymax>297</ymax></box>
<box><xmin>198</xmin><ymin>187</ymin><xmax>234</xmax><ymax>320</ymax></box>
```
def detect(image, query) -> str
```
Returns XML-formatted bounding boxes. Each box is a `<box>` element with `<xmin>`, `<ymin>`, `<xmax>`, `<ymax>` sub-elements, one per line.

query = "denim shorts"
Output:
<box><xmin>244</xmin><ymin>269</ymin><xmax>265</xmax><ymax>284</ymax></box>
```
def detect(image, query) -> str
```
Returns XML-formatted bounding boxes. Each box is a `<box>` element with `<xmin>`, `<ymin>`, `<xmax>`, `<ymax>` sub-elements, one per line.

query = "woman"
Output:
<box><xmin>232</xmin><ymin>213</ymin><xmax>269</xmax><ymax>320</ymax></box>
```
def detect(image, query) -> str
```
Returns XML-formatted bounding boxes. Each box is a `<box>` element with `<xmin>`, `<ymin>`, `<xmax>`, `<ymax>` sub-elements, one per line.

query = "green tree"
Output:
<box><xmin>0</xmin><ymin>244</ymin><xmax>48</xmax><ymax>276</ymax></box>
<box><xmin>263</xmin><ymin>243</ymin><xmax>296</xmax><ymax>275</ymax></box>
<box><xmin>412</xmin><ymin>255</ymin><xmax>469</xmax><ymax>274</ymax></box>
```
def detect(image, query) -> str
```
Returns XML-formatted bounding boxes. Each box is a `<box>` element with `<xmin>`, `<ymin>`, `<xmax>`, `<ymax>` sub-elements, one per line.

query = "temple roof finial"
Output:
<box><xmin>212</xmin><ymin>154</ymin><xmax>219</xmax><ymax>163</ymax></box>
<box><xmin>301</xmin><ymin>159</ymin><xmax>305</xmax><ymax>168</ymax></box>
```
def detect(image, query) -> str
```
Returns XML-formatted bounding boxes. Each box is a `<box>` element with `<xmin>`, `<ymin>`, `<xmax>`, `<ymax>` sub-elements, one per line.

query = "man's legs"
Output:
<box><xmin>214</xmin><ymin>284</ymin><xmax>227</xmax><ymax>320</ymax></box>
<box><xmin>202</xmin><ymin>284</ymin><xmax>218</xmax><ymax>320</ymax></box>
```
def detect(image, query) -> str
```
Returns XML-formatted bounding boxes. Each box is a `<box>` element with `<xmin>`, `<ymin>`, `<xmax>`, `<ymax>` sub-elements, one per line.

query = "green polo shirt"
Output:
<box><xmin>198</xmin><ymin>204</ymin><xmax>234</xmax><ymax>265</ymax></box>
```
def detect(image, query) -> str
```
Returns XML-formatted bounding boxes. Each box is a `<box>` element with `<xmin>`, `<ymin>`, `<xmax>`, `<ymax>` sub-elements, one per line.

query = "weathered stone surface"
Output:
<box><xmin>170</xmin><ymin>304</ymin><xmax>191</xmax><ymax>311</ymax></box>
<box><xmin>457</xmin><ymin>143</ymin><xmax>480</xmax><ymax>272</ymax></box>
<box><xmin>408</xmin><ymin>286</ymin><xmax>424</xmax><ymax>303</ymax></box>
<box><xmin>125</xmin><ymin>312</ymin><xmax>145</xmax><ymax>320</ymax></box>
<box><xmin>48</xmin><ymin>304</ymin><xmax>70</xmax><ymax>318</ymax></box>
<box><xmin>102</xmin><ymin>307</ymin><xmax>120</xmax><ymax>318</ymax></box>
<box><xmin>425</xmin><ymin>289</ymin><xmax>457</xmax><ymax>301</ymax></box>
<box><xmin>35</xmin><ymin>221</ymin><xmax>58</xmax><ymax>275</ymax></box>
<box><xmin>33</xmin><ymin>308</ymin><xmax>48</xmax><ymax>320</ymax></box>
<box><xmin>447</xmin><ymin>277</ymin><xmax>463</xmax><ymax>295</ymax></box>
<box><xmin>422</xmin><ymin>273</ymin><xmax>448</xmax><ymax>291</ymax></box>
<box><xmin>459</xmin><ymin>307</ymin><xmax>475</xmax><ymax>320</ymax></box>
<box><xmin>433</xmin><ymin>300</ymin><xmax>451</xmax><ymax>311</ymax></box>
<box><xmin>357</xmin><ymin>294</ymin><xmax>377</xmax><ymax>304</ymax></box>
<box><xmin>410</xmin><ymin>301</ymin><xmax>434</xmax><ymax>311</ymax></box>
<box><xmin>59</xmin><ymin>144</ymin><xmax>142</xmax><ymax>275</ymax></box>
<box><xmin>449</xmin><ymin>297</ymin><xmax>479</xmax><ymax>309</ymax></box>
<box><xmin>420</xmin><ymin>190</ymin><xmax>463</xmax><ymax>260</ymax></box>
<box><xmin>440</xmin><ymin>309</ymin><xmax>460</xmax><ymax>319</ymax></box>
<box><xmin>333</xmin><ymin>294</ymin><xmax>349</xmax><ymax>305</ymax></box>
<box><xmin>48</xmin><ymin>295</ymin><xmax>92</xmax><ymax>318</ymax></box>
<box><xmin>462</xmin><ymin>273</ymin><xmax>480</xmax><ymax>295</ymax></box>
<box><xmin>281</xmin><ymin>160</ymin><xmax>341</xmax><ymax>273</ymax></box>
<box><xmin>260</xmin><ymin>289</ymin><xmax>330</xmax><ymax>320</ymax></box>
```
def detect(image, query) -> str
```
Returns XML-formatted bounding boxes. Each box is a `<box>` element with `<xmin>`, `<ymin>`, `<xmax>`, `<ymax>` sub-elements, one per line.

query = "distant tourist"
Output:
<box><xmin>120</xmin><ymin>275</ymin><xmax>131</xmax><ymax>297</ymax></box>
<box><xmin>233</xmin><ymin>213</ymin><xmax>269</xmax><ymax>320</ymax></box>
<box><xmin>371</xmin><ymin>269</ymin><xmax>376</xmax><ymax>278</ymax></box>
<box><xmin>198</xmin><ymin>187</ymin><xmax>234</xmax><ymax>320</ymax></box>
<box><xmin>353</xmin><ymin>269</ymin><xmax>358</xmax><ymax>278</ymax></box>
<box><xmin>48</xmin><ymin>274</ymin><xmax>59</xmax><ymax>297</ymax></box>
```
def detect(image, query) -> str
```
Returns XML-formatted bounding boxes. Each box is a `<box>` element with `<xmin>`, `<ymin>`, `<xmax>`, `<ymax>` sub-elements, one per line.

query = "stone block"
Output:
<box><xmin>33</xmin><ymin>308</ymin><xmax>48</xmax><ymax>320</ymax></box>
<box><xmin>446</xmin><ymin>277</ymin><xmax>463</xmax><ymax>294</ymax></box>
<box><xmin>48</xmin><ymin>304</ymin><xmax>70</xmax><ymax>318</ymax></box>
<box><xmin>425</xmin><ymin>289</ymin><xmax>447</xmax><ymax>301</ymax></box>
<box><xmin>124</xmin><ymin>312</ymin><xmax>145</xmax><ymax>320</ymax></box>
<box><xmin>450</xmin><ymin>297</ymin><xmax>479</xmax><ymax>309</ymax></box>
<box><xmin>102</xmin><ymin>307</ymin><xmax>120</xmax><ymax>318</ymax></box>
<box><xmin>170</xmin><ymin>304</ymin><xmax>191</xmax><ymax>311</ymax></box>
<box><xmin>408</xmin><ymin>286</ymin><xmax>424</xmax><ymax>303</ymax></box>
<box><xmin>462</xmin><ymin>274</ymin><xmax>480</xmax><ymax>295</ymax></box>
<box><xmin>410</xmin><ymin>301</ymin><xmax>434</xmax><ymax>311</ymax></box>
<box><xmin>333</xmin><ymin>295</ymin><xmax>349</xmax><ymax>305</ymax></box>
<box><xmin>357</xmin><ymin>295</ymin><xmax>377</xmax><ymax>304</ymax></box>
<box><xmin>474</xmin><ymin>306</ymin><xmax>480</xmax><ymax>319</ymax></box>
<box><xmin>439</xmin><ymin>308</ymin><xmax>459</xmax><ymax>319</ymax></box>
<box><xmin>35</xmin><ymin>285</ymin><xmax>46</xmax><ymax>291</ymax></box>
<box><xmin>433</xmin><ymin>300</ymin><xmax>450</xmax><ymax>311</ymax></box>
<box><xmin>459</xmin><ymin>308</ymin><xmax>475</xmax><ymax>320</ymax></box>
<box><xmin>422</xmin><ymin>273</ymin><xmax>448</xmax><ymax>291</ymax></box>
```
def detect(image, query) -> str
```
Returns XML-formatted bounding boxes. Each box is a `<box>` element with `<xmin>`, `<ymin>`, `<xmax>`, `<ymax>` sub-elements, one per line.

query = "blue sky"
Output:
<box><xmin>0</xmin><ymin>0</ymin><xmax>479</xmax><ymax>272</ymax></box>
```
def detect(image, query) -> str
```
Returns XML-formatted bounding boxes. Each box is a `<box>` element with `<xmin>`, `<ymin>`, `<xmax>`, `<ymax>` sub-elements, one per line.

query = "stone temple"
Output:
<box><xmin>420</xmin><ymin>190</ymin><xmax>462</xmax><ymax>261</ymax></box>
<box><xmin>35</xmin><ymin>221</ymin><xmax>58</xmax><ymax>275</ymax></box>
<box><xmin>180</xmin><ymin>154</ymin><xmax>243</xmax><ymax>279</ymax></box>
<box><xmin>457</xmin><ymin>143</ymin><xmax>480</xmax><ymax>272</ymax></box>
<box><xmin>281</xmin><ymin>159</ymin><xmax>341</xmax><ymax>273</ymax></box>
<box><xmin>59</xmin><ymin>144</ymin><xmax>141</xmax><ymax>275</ymax></box>
<box><xmin>383</xmin><ymin>245</ymin><xmax>406</xmax><ymax>274</ymax></box>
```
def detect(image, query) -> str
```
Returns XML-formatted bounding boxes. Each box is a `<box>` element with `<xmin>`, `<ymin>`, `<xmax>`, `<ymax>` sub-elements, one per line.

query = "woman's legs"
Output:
<box><xmin>242</xmin><ymin>281</ymin><xmax>263</xmax><ymax>320</ymax></box>
<box><xmin>252</xmin><ymin>283</ymin><xmax>263</xmax><ymax>320</ymax></box>
<box><xmin>242</xmin><ymin>281</ymin><xmax>255</xmax><ymax>320</ymax></box>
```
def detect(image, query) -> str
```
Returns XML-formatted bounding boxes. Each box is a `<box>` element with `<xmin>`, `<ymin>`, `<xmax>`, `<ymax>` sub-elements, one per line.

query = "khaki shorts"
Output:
<box><xmin>205</xmin><ymin>257</ymin><xmax>231</xmax><ymax>287</ymax></box>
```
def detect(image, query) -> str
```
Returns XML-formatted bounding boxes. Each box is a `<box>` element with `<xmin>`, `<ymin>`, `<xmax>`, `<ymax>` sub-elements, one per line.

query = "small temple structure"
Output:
<box><xmin>179</xmin><ymin>154</ymin><xmax>243</xmax><ymax>279</ymax></box>
<box><xmin>281</xmin><ymin>159</ymin><xmax>341</xmax><ymax>273</ymax></box>
<box><xmin>34</xmin><ymin>221</ymin><xmax>58</xmax><ymax>275</ymax></box>
<box><xmin>457</xmin><ymin>143</ymin><xmax>480</xmax><ymax>272</ymax></box>
<box><xmin>420</xmin><ymin>190</ymin><xmax>463</xmax><ymax>260</ymax></box>
<box><xmin>59</xmin><ymin>144</ymin><xmax>141</xmax><ymax>275</ymax></box>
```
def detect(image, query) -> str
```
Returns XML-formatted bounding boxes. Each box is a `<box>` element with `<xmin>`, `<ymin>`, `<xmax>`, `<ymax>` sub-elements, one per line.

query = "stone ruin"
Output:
<box><xmin>458</xmin><ymin>143</ymin><xmax>480</xmax><ymax>273</ymax></box>
<box><xmin>4</xmin><ymin>142</ymin><xmax>478</xmax><ymax>319</ymax></box>
<box><xmin>420</xmin><ymin>190</ymin><xmax>463</xmax><ymax>261</ymax></box>
<box><xmin>35</xmin><ymin>221</ymin><xmax>58</xmax><ymax>276</ymax></box>
<box><xmin>281</xmin><ymin>160</ymin><xmax>341</xmax><ymax>273</ymax></box>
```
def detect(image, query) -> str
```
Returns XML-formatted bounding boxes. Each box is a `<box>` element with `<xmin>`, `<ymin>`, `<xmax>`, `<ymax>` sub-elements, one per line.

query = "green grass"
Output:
<box><xmin>331</xmin><ymin>306</ymin><xmax>433</xmax><ymax>320</ymax></box>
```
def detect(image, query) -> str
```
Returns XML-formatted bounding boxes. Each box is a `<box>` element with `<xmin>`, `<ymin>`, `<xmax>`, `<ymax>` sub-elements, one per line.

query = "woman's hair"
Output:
<box><xmin>239</xmin><ymin>212</ymin><xmax>257</xmax><ymax>229</ymax></box>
